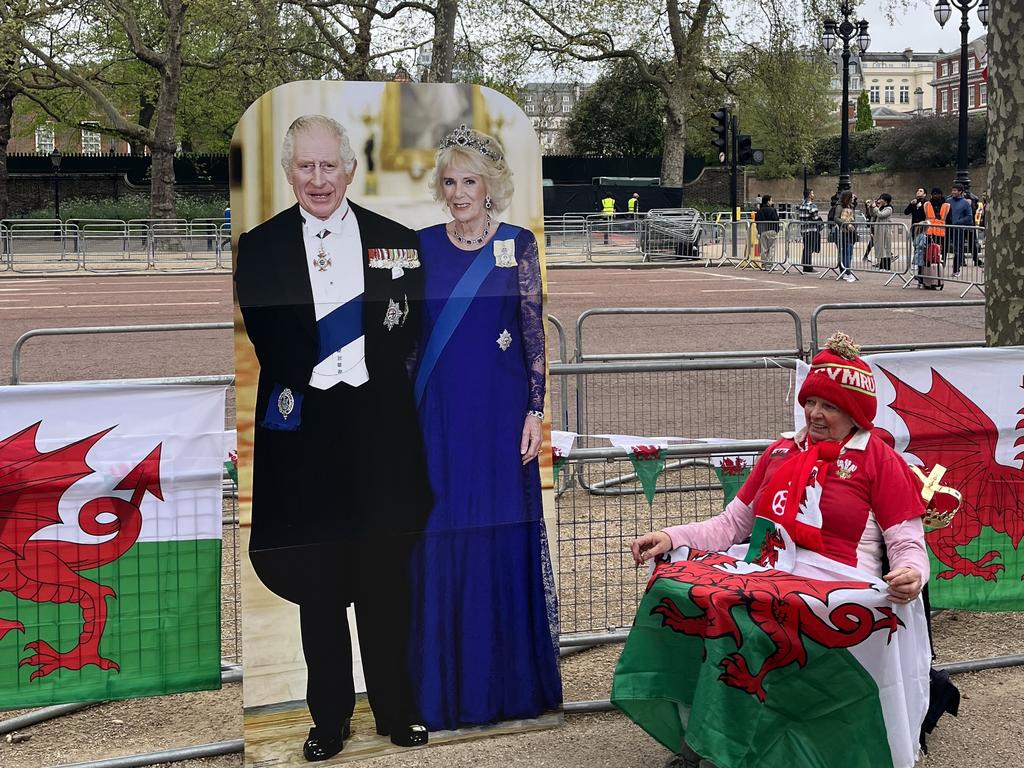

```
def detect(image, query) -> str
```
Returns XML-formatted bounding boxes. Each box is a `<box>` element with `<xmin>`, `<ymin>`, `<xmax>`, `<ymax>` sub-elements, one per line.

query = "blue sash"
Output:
<box><xmin>317</xmin><ymin>295</ymin><xmax>363</xmax><ymax>364</ymax></box>
<box><xmin>414</xmin><ymin>227</ymin><xmax>514</xmax><ymax>405</ymax></box>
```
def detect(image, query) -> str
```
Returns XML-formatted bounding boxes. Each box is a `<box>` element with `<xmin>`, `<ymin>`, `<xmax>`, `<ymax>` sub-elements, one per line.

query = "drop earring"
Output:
<box><xmin>484</xmin><ymin>195</ymin><xmax>492</xmax><ymax>210</ymax></box>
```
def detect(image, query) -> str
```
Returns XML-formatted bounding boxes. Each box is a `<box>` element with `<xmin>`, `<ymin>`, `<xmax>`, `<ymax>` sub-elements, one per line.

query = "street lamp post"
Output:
<box><xmin>822</xmin><ymin>2</ymin><xmax>870</xmax><ymax>197</ymax></box>
<box><xmin>934</xmin><ymin>0</ymin><xmax>989</xmax><ymax>191</ymax></box>
<box><xmin>49</xmin><ymin>148</ymin><xmax>62</xmax><ymax>221</ymax></box>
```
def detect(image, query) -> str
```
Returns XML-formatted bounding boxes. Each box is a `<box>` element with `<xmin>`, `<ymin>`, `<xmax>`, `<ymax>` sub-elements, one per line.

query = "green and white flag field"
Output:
<box><xmin>0</xmin><ymin>382</ymin><xmax>226</xmax><ymax>706</ymax></box>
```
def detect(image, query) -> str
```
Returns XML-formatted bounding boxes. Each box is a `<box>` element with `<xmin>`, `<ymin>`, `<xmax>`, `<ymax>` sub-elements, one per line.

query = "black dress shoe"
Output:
<box><xmin>303</xmin><ymin>721</ymin><xmax>351</xmax><ymax>762</ymax></box>
<box><xmin>376</xmin><ymin>722</ymin><xmax>428</xmax><ymax>747</ymax></box>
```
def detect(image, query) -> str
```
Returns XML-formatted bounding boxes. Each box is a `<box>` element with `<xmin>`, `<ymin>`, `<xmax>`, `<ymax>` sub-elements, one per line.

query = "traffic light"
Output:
<box><xmin>711</xmin><ymin>108</ymin><xmax>729</xmax><ymax>164</ymax></box>
<box><xmin>736</xmin><ymin>134</ymin><xmax>765</xmax><ymax>166</ymax></box>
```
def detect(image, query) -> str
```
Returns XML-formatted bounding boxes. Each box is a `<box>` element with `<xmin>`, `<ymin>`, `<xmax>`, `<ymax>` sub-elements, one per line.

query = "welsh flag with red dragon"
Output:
<box><xmin>799</xmin><ymin>347</ymin><xmax>1024</xmax><ymax>610</ymax></box>
<box><xmin>0</xmin><ymin>382</ymin><xmax>226</xmax><ymax>706</ymax></box>
<box><xmin>613</xmin><ymin>545</ymin><xmax>930</xmax><ymax>768</ymax></box>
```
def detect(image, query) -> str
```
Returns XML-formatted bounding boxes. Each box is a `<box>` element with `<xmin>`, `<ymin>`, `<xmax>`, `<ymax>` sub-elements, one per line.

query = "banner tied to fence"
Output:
<box><xmin>796</xmin><ymin>346</ymin><xmax>1024</xmax><ymax>610</ymax></box>
<box><xmin>0</xmin><ymin>382</ymin><xmax>227</xmax><ymax>706</ymax></box>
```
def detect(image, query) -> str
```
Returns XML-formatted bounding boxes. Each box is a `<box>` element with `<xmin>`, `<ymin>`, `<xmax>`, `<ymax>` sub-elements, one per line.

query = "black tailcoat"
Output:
<box><xmin>234</xmin><ymin>201</ymin><xmax>432</xmax><ymax>604</ymax></box>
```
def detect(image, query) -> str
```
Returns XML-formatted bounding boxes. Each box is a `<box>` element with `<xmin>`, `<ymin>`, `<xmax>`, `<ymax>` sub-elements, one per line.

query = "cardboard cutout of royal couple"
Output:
<box><xmin>231</xmin><ymin>81</ymin><xmax>562</xmax><ymax>765</ymax></box>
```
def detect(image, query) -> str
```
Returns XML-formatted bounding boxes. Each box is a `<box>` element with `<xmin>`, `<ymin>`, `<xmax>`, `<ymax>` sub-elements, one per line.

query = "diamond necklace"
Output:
<box><xmin>451</xmin><ymin>214</ymin><xmax>491</xmax><ymax>246</ymax></box>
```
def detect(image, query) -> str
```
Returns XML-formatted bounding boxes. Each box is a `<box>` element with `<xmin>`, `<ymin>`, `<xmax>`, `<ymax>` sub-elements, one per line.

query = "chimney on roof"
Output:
<box><xmin>903</xmin><ymin>48</ymin><xmax>913</xmax><ymax>62</ymax></box>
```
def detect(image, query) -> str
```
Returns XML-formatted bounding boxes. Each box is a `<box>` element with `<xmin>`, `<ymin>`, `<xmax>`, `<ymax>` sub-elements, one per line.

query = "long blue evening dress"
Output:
<box><xmin>409</xmin><ymin>221</ymin><xmax>562</xmax><ymax>731</ymax></box>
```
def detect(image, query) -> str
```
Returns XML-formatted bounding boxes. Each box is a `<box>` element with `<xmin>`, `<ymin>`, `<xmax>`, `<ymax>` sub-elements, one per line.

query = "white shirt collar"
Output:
<box><xmin>299</xmin><ymin>200</ymin><xmax>350</xmax><ymax>235</ymax></box>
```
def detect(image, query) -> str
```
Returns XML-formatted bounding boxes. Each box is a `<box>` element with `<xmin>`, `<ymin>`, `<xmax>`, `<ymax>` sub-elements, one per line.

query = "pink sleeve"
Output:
<box><xmin>882</xmin><ymin>517</ymin><xmax>930</xmax><ymax>584</ymax></box>
<box><xmin>662</xmin><ymin>496</ymin><xmax>755</xmax><ymax>551</ymax></box>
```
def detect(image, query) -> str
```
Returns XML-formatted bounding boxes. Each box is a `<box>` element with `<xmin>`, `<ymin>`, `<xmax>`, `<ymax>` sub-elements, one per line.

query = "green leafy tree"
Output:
<box><xmin>563</xmin><ymin>61</ymin><xmax>666</xmax><ymax>156</ymax></box>
<box><xmin>855</xmin><ymin>89</ymin><xmax>872</xmax><ymax>131</ymax></box>
<box><xmin>733</xmin><ymin>45</ymin><xmax>836</xmax><ymax>178</ymax></box>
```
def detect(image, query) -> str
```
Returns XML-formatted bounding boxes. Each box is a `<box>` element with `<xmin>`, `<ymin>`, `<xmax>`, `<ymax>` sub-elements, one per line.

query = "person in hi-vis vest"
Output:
<box><xmin>600</xmin><ymin>193</ymin><xmax>616</xmax><ymax>243</ymax></box>
<box><xmin>628</xmin><ymin>192</ymin><xmax>639</xmax><ymax>214</ymax></box>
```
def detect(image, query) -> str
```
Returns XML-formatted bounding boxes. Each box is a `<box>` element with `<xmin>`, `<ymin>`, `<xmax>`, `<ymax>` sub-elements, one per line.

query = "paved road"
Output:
<box><xmin>0</xmin><ymin>265</ymin><xmax>985</xmax><ymax>385</ymax></box>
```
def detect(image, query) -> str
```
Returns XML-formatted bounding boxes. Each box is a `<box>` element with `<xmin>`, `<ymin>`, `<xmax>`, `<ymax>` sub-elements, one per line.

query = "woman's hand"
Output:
<box><xmin>884</xmin><ymin>567</ymin><xmax>923</xmax><ymax>603</ymax></box>
<box><xmin>520</xmin><ymin>413</ymin><xmax>542</xmax><ymax>464</ymax></box>
<box><xmin>630</xmin><ymin>531</ymin><xmax>672</xmax><ymax>566</ymax></box>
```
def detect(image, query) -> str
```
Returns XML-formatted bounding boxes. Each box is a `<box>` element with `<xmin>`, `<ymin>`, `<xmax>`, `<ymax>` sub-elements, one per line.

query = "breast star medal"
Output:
<box><xmin>383</xmin><ymin>298</ymin><xmax>403</xmax><ymax>331</ymax></box>
<box><xmin>496</xmin><ymin>329</ymin><xmax>512</xmax><ymax>351</ymax></box>
<box><xmin>312</xmin><ymin>242</ymin><xmax>332</xmax><ymax>272</ymax></box>
<box><xmin>277</xmin><ymin>387</ymin><xmax>295</xmax><ymax>420</ymax></box>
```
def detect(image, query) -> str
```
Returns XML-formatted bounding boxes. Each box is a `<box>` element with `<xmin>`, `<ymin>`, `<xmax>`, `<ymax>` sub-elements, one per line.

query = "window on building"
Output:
<box><xmin>831</xmin><ymin>78</ymin><xmax>840</xmax><ymax>89</ymax></box>
<box><xmin>884</xmin><ymin>85</ymin><xmax>895</xmax><ymax>103</ymax></box>
<box><xmin>940</xmin><ymin>90</ymin><xmax>948</xmax><ymax>112</ymax></box>
<box><xmin>899</xmin><ymin>85</ymin><xmax>910</xmax><ymax>103</ymax></box>
<box><xmin>941</xmin><ymin>62</ymin><xmax>948</xmax><ymax>76</ymax></box>
<box><xmin>952</xmin><ymin>90</ymin><xmax>959</xmax><ymax>108</ymax></box>
<box><xmin>35</xmin><ymin>123</ymin><xmax>55</xmax><ymax>153</ymax></box>
<box><xmin>561</xmin><ymin>94</ymin><xmax>571</xmax><ymax>113</ymax></box>
<box><xmin>968</xmin><ymin>88</ymin><xmax>975</xmax><ymax>108</ymax></box>
<box><xmin>851</xmin><ymin>77</ymin><xmax>860</xmax><ymax>90</ymax></box>
<box><xmin>869</xmin><ymin>86</ymin><xmax>880</xmax><ymax>103</ymax></box>
<box><xmin>81</xmin><ymin>122</ymin><xmax>101</xmax><ymax>154</ymax></box>
<box><xmin>952</xmin><ymin>60</ymin><xmax>959</xmax><ymax>74</ymax></box>
<box><xmin>525</xmin><ymin>93</ymin><xmax>533</xmax><ymax>102</ymax></box>
<box><xmin>980</xmin><ymin>83</ymin><xmax>987</xmax><ymax>104</ymax></box>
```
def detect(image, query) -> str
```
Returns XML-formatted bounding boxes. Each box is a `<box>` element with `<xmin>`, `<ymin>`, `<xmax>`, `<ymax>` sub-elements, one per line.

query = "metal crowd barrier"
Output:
<box><xmin>898</xmin><ymin>223</ymin><xmax>986</xmax><ymax>297</ymax></box>
<box><xmin>555</xmin><ymin>440</ymin><xmax>771</xmax><ymax>637</ymax></box>
<box><xmin>543</xmin><ymin>214</ymin><xmax>589</xmax><ymax>260</ymax></box>
<box><xmin>3</xmin><ymin>220</ymin><xmax>82</xmax><ymax>273</ymax></box>
<box><xmin>585</xmin><ymin>211</ymin><xmax>643</xmax><ymax>262</ymax></box>
<box><xmin>808</xmin><ymin>300</ymin><xmax>986</xmax><ymax>355</ymax></box>
<box><xmin>0</xmin><ymin>217</ymin><xmax>232</xmax><ymax>274</ymax></box>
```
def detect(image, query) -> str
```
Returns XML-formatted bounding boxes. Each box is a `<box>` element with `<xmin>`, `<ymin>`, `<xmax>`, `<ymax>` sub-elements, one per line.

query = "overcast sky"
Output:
<box><xmin>854</xmin><ymin>0</ymin><xmax>988</xmax><ymax>54</ymax></box>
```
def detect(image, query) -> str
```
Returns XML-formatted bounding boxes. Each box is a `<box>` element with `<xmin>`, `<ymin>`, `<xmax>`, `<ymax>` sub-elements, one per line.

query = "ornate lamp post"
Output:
<box><xmin>934</xmin><ymin>0</ymin><xmax>989</xmax><ymax>191</ymax></box>
<box><xmin>822</xmin><ymin>2</ymin><xmax>870</xmax><ymax>196</ymax></box>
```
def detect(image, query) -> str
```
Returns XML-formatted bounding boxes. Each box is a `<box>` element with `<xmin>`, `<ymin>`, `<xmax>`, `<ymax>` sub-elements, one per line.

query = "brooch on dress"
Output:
<box><xmin>368</xmin><ymin>248</ymin><xmax>420</xmax><ymax>269</ymax></box>
<box><xmin>493</xmin><ymin>239</ymin><xmax>516</xmax><ymax>267</ymax></box>
<box><xmin>384</xmin><ymin>298</ymin><xmax>403</xmax><ymax>331</ymax></box>
<box><xmin>277</xmin><ymin>387</ymin><xmax>295</xmax><ymax>420</ymax></box>
<box><xmin>497</xmin><ymin>329</ymin><xmax>512</xmax><ymax>351</ymax></box>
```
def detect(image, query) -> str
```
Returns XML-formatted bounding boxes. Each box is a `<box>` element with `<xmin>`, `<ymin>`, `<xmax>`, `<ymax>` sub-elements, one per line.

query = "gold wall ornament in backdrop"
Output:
<box><xmin>380</xmin><ymin>83</ymin><xmax>490</xmax><ymax>178</ymax></box>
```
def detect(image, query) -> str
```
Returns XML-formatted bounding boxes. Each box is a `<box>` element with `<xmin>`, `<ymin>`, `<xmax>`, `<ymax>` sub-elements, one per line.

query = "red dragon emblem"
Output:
<box><xmin>648</xmin><ymin>549</ymin><xmax>902</xmax><ymax>702</ymax></box>
<box><xmin>0</xmin><ymin>422</ymin><xmax>162</xmax><ymax>679</ymax></box>
<box><xmin>877</xmin><ymin>367</ymin><xmax>1024</xmax><ymax>581</ymax></box>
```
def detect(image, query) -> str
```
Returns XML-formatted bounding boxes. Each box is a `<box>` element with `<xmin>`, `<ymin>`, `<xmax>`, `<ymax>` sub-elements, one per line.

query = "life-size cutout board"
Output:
<box><xmin>231</xmin><ymin>81</ymin><xmax>562</xmax><ymax>765</ymax></box>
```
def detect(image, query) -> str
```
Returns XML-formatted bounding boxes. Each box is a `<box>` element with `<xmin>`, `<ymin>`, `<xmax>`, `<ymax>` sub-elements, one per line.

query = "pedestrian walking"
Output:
<box><xmin>866</xmin><ymin>193</ymin><xmax>894</xmax><ymax>272</ymax></box>
<box><xmin>797</xmin><ymin>190</ymin><xmax>821</xmax><ymax>273</ymax></box>
<box><xmin>837</xmin><ymin>191</ymin><xmax>857</xmax><ymax>281</ymax></box>
<box><xmin>945</xmin><ymin>183</ymin><xmax>973</xmax><ymax>277</ymax></box>
<box><xmin>756</xmin><ymin>195</ymin><xmax>780</xmax><ymax>268</ymax></box>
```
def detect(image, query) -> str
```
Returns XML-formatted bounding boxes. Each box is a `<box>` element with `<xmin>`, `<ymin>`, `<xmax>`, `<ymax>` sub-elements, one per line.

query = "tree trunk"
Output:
<box><xmin>352</xmin><ymin>6</ymin><xmax>373</xmax><ymax>80</ymax></box>
<box><xmin>148</xmin><ymin>3</ymin><xmax>184</xmax><ymax>220</ymax></box>
<box><xmin>984</xmin><ymin>0</ymin><xmax>1024</xmax><ymax>346</ymax></box>
<box><xmin>0</xmin><ymin>83</ymin><xmax>15</xmax><ymax>221</ymax></box>
<box><xmin>429</xmin><ymin>0</ymin><xmax>458</xmax><ymax>83</ymax></box>
<box><xmin>660</xmin><ymin>83</ymin><xmax>688</xmax><ymax>187</ymax></box>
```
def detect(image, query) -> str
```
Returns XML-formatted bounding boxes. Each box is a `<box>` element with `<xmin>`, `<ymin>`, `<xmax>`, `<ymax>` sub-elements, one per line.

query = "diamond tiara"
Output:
<box><xmin>438</xmin><ymin>124</ymin><xmax>504</xmax><ymax>165</ymax></box>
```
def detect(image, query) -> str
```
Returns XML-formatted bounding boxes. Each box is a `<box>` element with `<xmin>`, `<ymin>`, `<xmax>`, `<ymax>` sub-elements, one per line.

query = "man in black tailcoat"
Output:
<box><xmin>234</xmin><ymin>114</ymin><xmax>430</xmax><ymax>761</ymax></box>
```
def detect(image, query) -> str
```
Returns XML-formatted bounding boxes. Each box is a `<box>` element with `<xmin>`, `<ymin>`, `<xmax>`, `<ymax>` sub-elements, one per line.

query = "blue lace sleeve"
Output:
<box><xmin>517</xmin><ymin>228</ymin><xmax>546</xmax><ymax>413</ymax></box>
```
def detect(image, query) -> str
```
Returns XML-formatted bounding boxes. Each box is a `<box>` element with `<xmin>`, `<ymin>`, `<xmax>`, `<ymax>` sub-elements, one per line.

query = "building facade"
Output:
<box><xmin>860</xmin><ymin>48</ymin><xmax>941</xmax><ymax>123</ymax></box>
<box><xmin>521</xmin><ymin>82</ymin><xmax>587</xmax><ymax>155</ymax></box>
<box><xmin>931</xmin><ymin>34</ymin><xmax>987</xmax><ymax>117</ymax></box>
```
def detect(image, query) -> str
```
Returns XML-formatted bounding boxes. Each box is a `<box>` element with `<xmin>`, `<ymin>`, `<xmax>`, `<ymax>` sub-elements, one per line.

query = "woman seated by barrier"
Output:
<box><xmin>614</xmin><ymin>332</ymin><xmax>932</xmax><ymax>768</ymax></box>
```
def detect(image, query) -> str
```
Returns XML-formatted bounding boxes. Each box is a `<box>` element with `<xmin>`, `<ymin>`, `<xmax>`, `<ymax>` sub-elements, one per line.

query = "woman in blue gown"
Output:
<box><xmin>409</xmin><ymin>125</ymin><xmax>562</xmax><ymax>731</ymax></box>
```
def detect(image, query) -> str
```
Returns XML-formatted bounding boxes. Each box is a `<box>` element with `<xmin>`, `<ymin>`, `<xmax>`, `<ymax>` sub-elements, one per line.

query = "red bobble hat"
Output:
<box><xmin>798</xmin><ymin>331</ymin><xmax>877</xmax><ymax>430</ymax></box>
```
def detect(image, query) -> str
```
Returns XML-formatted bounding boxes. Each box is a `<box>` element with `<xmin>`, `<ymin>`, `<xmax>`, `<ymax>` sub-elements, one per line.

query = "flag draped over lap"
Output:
<box><xmin>0</xmin><ymin>382</ymin><xmax>227</xmax><ymax>707</ymax></box>
<box><xmin>612</xmin><ymin>545</ymin><xmax>929</xmax><ymax>768</ymax></box>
